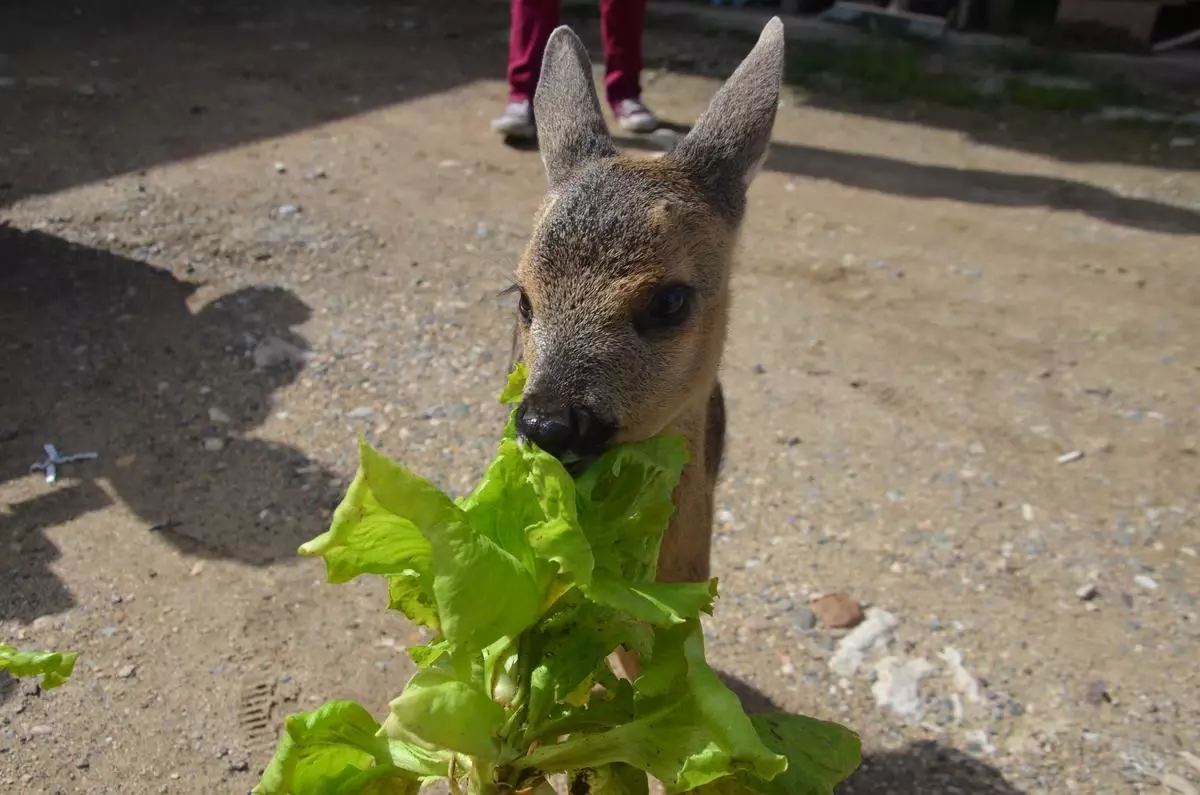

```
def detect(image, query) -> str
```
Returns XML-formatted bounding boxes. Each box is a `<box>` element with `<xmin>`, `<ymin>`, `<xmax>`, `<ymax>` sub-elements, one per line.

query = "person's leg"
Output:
<box><xmin>600</xmin><ymin>0</ymin><xmax>657</xmax><ymax>132</ymax></box>
<box><xmin>493</xmin><ymin>0</ymin><xmax>561</xmax><ymax>138</ymax></box>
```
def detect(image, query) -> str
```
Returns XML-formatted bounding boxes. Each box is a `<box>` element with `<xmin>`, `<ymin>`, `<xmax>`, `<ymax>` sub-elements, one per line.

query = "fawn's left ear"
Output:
<box><xmin>669</xmin><ymin>17</ymin><xmax>785</xmax><ymax>218</ymax></box>
<box><xmin>533</xmin><ymin>26</ymin><xmax>618</xmax><ymax>187</ymax></box>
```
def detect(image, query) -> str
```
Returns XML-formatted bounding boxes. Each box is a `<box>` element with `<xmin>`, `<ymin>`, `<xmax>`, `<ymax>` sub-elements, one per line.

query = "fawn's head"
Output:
<box><xmin>512</xmin><ymin>18</ymin><xmax>784</xmax><ymax>471</ymax></box>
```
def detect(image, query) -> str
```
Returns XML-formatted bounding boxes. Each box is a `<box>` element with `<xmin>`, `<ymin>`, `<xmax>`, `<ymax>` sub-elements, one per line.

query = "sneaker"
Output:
<box><xmin>491</xmin><ymin>99</ymin><xmax>535</xmax><ymax>140</ymax></box>
<box><xmin>613</xmin><ymin>98</ymin><xmax>659</xmax><ymax>133</ymax></box>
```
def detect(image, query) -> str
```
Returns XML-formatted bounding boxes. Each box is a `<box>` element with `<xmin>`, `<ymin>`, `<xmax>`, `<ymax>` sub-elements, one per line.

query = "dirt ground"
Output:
<box><xmin>2</xmin><ymin>2</ymin><xmax>1198</xmax><ymax>794</ymax></box>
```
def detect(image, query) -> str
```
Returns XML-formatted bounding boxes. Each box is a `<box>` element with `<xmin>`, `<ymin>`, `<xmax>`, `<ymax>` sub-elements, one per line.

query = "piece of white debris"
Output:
<box><xmin>1057</xmin><ymin>450</ymin><xmax>1084</xmax><ymax>464</ymax></box>
<box><xmin>871</xmin><ymin>656</ymin><xmax>936</xmax><ymax>722</ymax></box>
<box><xmin>829</xmin><ymin>607</ymin><xmax>899</xmax><ymax>677</ymax></box>
<box><xmin>1077</xmin><ymin>583</ymin><xmax>1099</xmax><ymax>601</ymax></box>
<box><xmin>939</xmin><ymin>646</ymin><xmax>982</xmax><ymax>704</ymax></box>
<box><xmin>1134</xmin><ymin>574</ymin><xmax>1159</xmax><ymax>590</ymax></box>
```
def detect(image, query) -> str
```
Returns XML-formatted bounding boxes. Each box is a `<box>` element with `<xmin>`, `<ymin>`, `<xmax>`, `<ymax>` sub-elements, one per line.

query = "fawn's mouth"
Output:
<box><xmin>560</xmin><ymin>452</ymin><xmax>599</xmax><ymax>479</ymax></box>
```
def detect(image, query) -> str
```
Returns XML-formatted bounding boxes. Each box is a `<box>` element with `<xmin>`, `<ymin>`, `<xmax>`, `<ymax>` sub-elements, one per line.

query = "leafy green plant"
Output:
<box><xmin>255</xmin><ymin>365</ymin><xmax>860</xmax><ymax>795</ymax></box>
<box><xmin>0</xmin><ymin>644</ymin><xmax>77</xmax><ymax>690</ymax></box>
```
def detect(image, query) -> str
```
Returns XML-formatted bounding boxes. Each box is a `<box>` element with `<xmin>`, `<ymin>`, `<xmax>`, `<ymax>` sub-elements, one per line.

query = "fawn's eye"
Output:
<box><xmin>638</xmin><ymin>284</ymin><xmax>694</xmax><ymax>333</ymax></box>
<box><xmin>518</xmin><ymin>291</ymin><xmax>533</xmax><ymax>324</ymax></box>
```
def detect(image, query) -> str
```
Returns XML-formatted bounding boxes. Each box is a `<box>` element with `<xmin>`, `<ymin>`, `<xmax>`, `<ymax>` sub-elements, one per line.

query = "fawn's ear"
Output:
<box><xmin>669</xmin><ymin>17</ymin><xmax>785</xmax><ymax>217</ymax></box>
<box><xmin>533</xmin><ymin>26</ymin><xmax>617</xmax><ymax>187</ymax></box>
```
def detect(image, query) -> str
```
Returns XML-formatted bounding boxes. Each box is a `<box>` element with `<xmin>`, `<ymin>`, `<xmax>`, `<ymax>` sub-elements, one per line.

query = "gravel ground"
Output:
<box><xmin>1</xmin><ymin>2</ymin><xmax>1198</xmax><ymax>794</ymax></box>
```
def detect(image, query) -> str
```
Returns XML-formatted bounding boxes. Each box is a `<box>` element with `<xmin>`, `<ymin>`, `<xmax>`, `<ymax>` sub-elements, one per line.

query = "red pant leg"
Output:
<box><xmin>507</xmin><ymin>0</ymin><xmax>561</xmax><ymax>102</ymax></box>
<box><xmin>600</xmin><ymin>0</ymin><xmax>646</xmax><ymax>106</ymax></box>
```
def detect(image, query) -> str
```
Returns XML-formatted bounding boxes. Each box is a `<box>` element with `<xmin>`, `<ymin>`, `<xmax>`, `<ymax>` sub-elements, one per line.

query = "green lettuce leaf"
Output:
<box><xmin>253</xmin><ymin>701</ymin><xmax>421</xmax><ymax>795</ymax></box>
<box><xmin>299</xmin><ymin>442</ymin><xmax>438</xmax><ymax>629</ymax></box>
<box><xmin>383</xmin><ymin>669</ymin><xmax>506</xmax><ymax>760</ymax></box>
<box><xmin>499</xmin><ymin>363</ymin><xmax>527</xmax><ymax>405</ymax></box>
<box><xmin>525</xmin><ymin>622</ymin><xmax>785</xmax><ymax>793</ymax></box>
<box><xmin>583</xmin><ymin>578</ymin><xmax>716</xmax><ymax>627</ymax></box>
<box><xmin>691</xmin><ymin>714</ymin><xmax>861</xmax><ymax>795</ymax></box>
<box><xmin>575</xmin><ymin>436</ymin><xmax>689</xmax><ymax>582</ymax></box>
<box><xmin>0</xmin><ymin>644</ymin><xmax>77</xmax><ymax>690</ymax></box>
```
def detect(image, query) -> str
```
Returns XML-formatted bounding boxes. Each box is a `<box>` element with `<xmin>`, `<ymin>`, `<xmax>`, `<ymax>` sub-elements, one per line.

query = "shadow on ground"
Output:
<box><xmin>0</xmin><ymin>226</ymin><xmax>335</xmax><ymax>623</ymax></box>
<box><xmin>614</xmin><ymin>130</ymin><xmax>1200</xmax><ymax>236</ymax></box>
<box><xmin>2</xmin><ymin>0</ymin><xmax>1196</xmax><ymax>238</ymax></box>
<box><xmin>720</xmin><ymin>672</ymin><xmax>1024</xmax><ymax>795</ymax></box>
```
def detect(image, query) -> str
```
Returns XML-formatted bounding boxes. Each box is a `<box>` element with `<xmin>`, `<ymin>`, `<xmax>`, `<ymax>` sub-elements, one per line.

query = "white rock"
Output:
<box><xmin>203</xmin><ymin>437</ymin><xmax>225</xmax><ymax>452</ymax></box>
<box><xmin>871</xmin><ymin>656</ymin><xmax>935</xmax><ymax>722</ymax></box>
<box><xmin>1134</xmin><ymin>574</ymin><xmax>1159</xmax><ymax>590</ymax></box>
<box><xmin>208</xmin><ymin>407</ymin><xmax>232</xmax><ymax>424</ymax></box>
<box><xmin>1057</xmin><ymin>450</ymin><xmax>1084</xmax><ymax>464</ymax></box>
<box><xmin>1076</xmin><ymin>583</ymin><xmax>1099</xmax><ymax>601</ymax></box>
<box><xmin>829</xmin><ymin>607</ymin><xmax>899</xmax><ymax>676</ymax></box>
<box><xmin>1163</xmin><ymin>773</ymin><xmax>1199</xmax><ymax>795</ymax></box>
<box><xmin>347</xmin><ymin>406</ymin><xmax>374</xmax><ymax>419</ymax></box>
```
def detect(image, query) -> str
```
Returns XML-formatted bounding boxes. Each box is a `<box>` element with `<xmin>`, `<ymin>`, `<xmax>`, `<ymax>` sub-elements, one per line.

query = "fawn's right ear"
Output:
<box><xmin>669</xmin><ymin>17</ymin><xmax>785</xmax><ymax>219</ymax></box>
<box><xmin>533</xmin><ymin>26</ymin><xmax>617</xmax><ymax>187</ymax></box>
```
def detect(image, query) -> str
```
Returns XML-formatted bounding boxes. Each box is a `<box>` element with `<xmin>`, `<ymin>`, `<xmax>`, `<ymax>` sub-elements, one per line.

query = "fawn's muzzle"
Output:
<box><xmin>516</xmin><ymin>398</ymin><xmax>614</xmax><ymax>463</ymax></box>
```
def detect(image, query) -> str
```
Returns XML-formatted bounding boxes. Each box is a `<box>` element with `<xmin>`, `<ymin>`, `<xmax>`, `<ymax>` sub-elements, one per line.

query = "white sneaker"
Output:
<box><xmin>491</xmin><ymin>100</ymin><xmax>536</xmax><ymax>140</ymax></box>
<box><xmin>613</xmin><ymin>98</ymin><xmax>659</xmax><ymax>133</ymax></box>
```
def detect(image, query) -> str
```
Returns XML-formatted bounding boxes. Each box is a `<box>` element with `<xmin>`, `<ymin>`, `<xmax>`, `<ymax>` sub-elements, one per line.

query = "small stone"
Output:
<box><xmin>117</xmin><ymin>664</ymin><xmax>137</xmax><ymax>679</ymax></box>
<box><xmin>21</xmin><ymin>679</ymin><xmax>40</xmax><ymax>697</ymax></box>
<box><xmin>170</xmin><ymin>772</ymin><xmax>180</xmax><ymax>780</ymax></box>
<box><xmin>968</xmin><ymin>441</ymin><xmax>986</xmax><ymax>455</ymax></box>
<box><xmin>716</xmin><ymin>509</ymin><xmax>735</xmax><ymax>526</ymax></box>
<box><xmin>30</xmin><ymin>724</ymin><xmax>52</xmax><ymax>736</ymax></box>
<box><xmin>1021</xmin><ymin>503</ymin><xmax>1035</xmax><ymax>522</ymax></box>
<box><xmin>347</xmin><ymin>406</ymin><xmax>374</xmax><ymax>419</ymax></box>
<box><xmin>1134</xmin><ymin>574</ymin><xmax>1159</xmax><ymax>590</ymax></box>
<box><xmin>99</xmin><ymin>626</ymin><xmax>117</xmax><ymax>638</ymax></box>
<box><xmin>203</xmin><ymin>437</ymin><xmax>225</xmax><ymax>452</ymax></box>
<box><xmin>253</xmin><ymin>336</ymin><xmax>308</xmax><ymax>370</ymax></box>
<box><xmin>229</xmin><ymin>759</ymin><xmax>251</xmax><ymax>772</ymax></box>
<box><xmin>207</xmin><ymin>407</ymin><xmax>232</xmax><ymax>424</ymax></box>
<box><xmin>811</xmin><ymin>593</ymin><xmax>864</xmax><ymax>629</ymax></box>
<box><xmin>752</xmin><ymin>363</ymin><xmax>767</xmax><ymax>375</ymax></box>
<box><xmin>276</xmin><ymin>204</ymin><xmax>300</xmax><ymax>217</ymax></box>
<box><xmin>76</xmin><ymin>758</ymin><xmax>90</xmax><ymax>769</ymax></box>
<box><xmin>1077</xmin><ymin>583</ymin><xmax>1099</xmax><ymax>601</ymax></box>
<box><xmin>791</xmin><ymin>607</ymin><xmax>817</xmax><ymax>632</ymax></box>
<box><xmin>1084</xmin><ymin>680</ymin><xmax>1109</xmax><ymax>705</ymax></box>
<box><xmin>273</xmin><ymin>161</ymin><xmax>287</xmax><ymax>173</ymax></box>
<box><xmin>1057</xmin><ymin>450</ymin><xmax>1084</xmax><ymax>464</ymax></box>
<box><xmin>189</xmin><ymin>561</ymin><xmax>205</xmax><ymax>576</ymax></box>
<box><xmin>1163</xmin><ymin>774</ymin><xmax>1200</xmax><ymax>795</ymax></box>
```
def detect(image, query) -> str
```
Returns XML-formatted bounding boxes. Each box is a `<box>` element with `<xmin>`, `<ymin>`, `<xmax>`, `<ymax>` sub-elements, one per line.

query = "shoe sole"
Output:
<box><xmin>491</xmin><ymin>119</ymin><xmax>536</xmax><ymax>140</ymax></box>
<box><xmin>617</xmin><ymin>117</ymin><xmax>658</xmax><ymax>134</ymax></box>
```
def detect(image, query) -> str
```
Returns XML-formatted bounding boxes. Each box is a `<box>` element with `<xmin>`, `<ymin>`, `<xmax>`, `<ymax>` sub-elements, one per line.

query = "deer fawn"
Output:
<box><xmin>510</xmin><ymin>18</ymin><xmax>785</xmax><ymax>679</ymax></box>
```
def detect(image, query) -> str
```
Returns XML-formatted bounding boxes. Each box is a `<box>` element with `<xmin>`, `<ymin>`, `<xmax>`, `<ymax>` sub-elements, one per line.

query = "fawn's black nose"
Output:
<box><xmin>516</xmin><ymin>399</ymin><xmax>613</xmax><ymax>461</ymax></box>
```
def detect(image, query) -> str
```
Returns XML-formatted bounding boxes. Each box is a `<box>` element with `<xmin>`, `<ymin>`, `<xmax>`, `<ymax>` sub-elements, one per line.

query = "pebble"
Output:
<box><xmin>76</xmin><ymin>758</ymin><xmax>90</xmax><ymax>770</ymax></box>
<box><xmin>99</xmin><ymin>626</ymin><xmax>117</xmax><ymax>638</ymax></box>
<box><xmin>1085</xmin><ymin>680</ymin><xmax>1110</xmax><ymax>705</ymax></box>
<box><xmin>1057</xmin><ymin>450</ymin><xmax>1084</xmax><ymax>464</ymax></box>
<box><xmin>347</xmin><ymin>406</ymin><xmax>374</xmax><ymax>419</ymax></box>
<box><xmin>1134</xmin><ymin>574</ymin><xmax>1159</xmax><ymax>591</ymax></box>
<box><xmin>207</xmin><ymin>407</ymin><xmax>232</xmax><ymax>424</ymax></box>
<box><xmin>253</xmin><ymin>336</ymin><xmax>308</xmax><ymax>370</ymax></box>
<box><xmin>190</xmin><ymin>561</ymin><xmax>205</xmax><ymax>576</ymax></box>
<box><xmin>791</xmin><ymin>607</ymin><xmax>817</xmax><ymax>632</ymax></box>
<box><xmin>716</xmin><ymin>509</ymin><xmax>735</xmax><ymax>526</ymax></box>
<box><xmin>811</xmin><ymin>593</ymin><xmax>864</xmax><ymax>628</ymax></box>
<box><xmin>1077</xmin><ymin>583</ymin><xmax>1099</xmax><ymax>601</ymax></box>
<box><xmin>117</xmin><ymin>664</ymin><xmax>137</xmax><ymax>679</ymax></box>
<box><xmin>1163</xmin><ymin>774</ymin><xmax>1199</xmax><ymax>795</ymax></box>
<box><xmin>30</xmin><ymin>725</ymin><xmax>52</xmax><ymax>736</ymax></box>
<box><xmin>273</xmin><ymin>161</ymin><xmax>287</xmax><ymax>173</ymax></box>
<box><xmin>276</xmin><ymin>204</ymin><xmax>300</xmax><ymax>217</ymax></box>
<box><xmin>202</xmin><ymin>437</ymin><xmax>225</xmax><ymax>452</ymax></box>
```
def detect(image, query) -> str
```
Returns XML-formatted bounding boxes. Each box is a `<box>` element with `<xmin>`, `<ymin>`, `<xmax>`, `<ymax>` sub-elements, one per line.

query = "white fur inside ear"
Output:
<box><xmin>743</xmin><ymin>145</ymin><xmax>771</xmax><ymax>187</ymax></box>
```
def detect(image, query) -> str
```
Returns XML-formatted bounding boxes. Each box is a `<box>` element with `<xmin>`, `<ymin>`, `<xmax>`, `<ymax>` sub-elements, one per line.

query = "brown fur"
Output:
<box><xmin>511</xmin><ymin>18</ymin><xmax>785</xmax><ymax>679</ymax></box>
